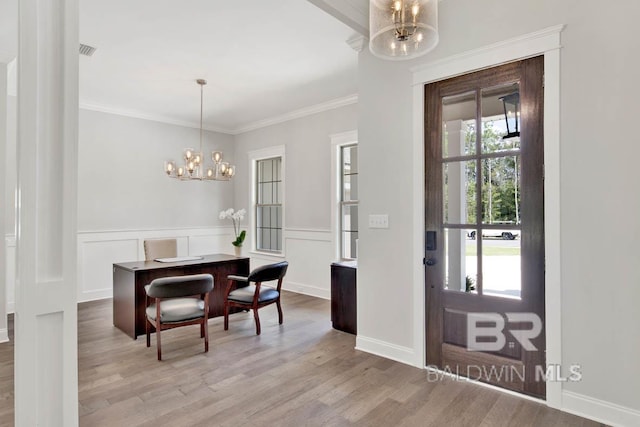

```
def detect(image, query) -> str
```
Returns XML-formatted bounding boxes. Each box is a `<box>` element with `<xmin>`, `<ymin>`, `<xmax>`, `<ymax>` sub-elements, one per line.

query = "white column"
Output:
<box><xmin>445</xmin><ymin>120</ymin><xmax>467</xmax><ymax>291</ymax></box>
<box><xmin>15</xmin><ymin>0</ymin><xmax>79</xmax><ymax>425</ymax></box>
<box><xmin>0</xmin><ymin>63</ymin><xmax>7</xmax><ymax>343</ymax></box>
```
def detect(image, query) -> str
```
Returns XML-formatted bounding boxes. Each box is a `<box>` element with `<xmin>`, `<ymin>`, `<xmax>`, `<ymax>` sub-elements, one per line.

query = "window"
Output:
<box><xmin>255</xmin><ymin>157</ymin><xmax>282</xmax><ymax>253</ymax></box>
<box><xmin>340</xmin><ymin>144</ymin><xmax>358</xmax><ymax>259</ymax></box>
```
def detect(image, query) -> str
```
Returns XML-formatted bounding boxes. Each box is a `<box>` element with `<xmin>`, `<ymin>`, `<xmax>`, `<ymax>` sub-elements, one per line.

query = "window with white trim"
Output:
<box><xmin>255</xmin><ymin>157</ymin><xmax>282</xmax><ymax>253</ymax></box>
<box><xmin>340</xmin><ymin>144</ymin><xmax>358</xmax><ymax>259</ymax></box>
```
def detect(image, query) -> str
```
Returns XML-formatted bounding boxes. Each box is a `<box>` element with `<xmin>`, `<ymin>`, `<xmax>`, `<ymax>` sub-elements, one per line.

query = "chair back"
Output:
<box><xmin>248</xmin><ymin>261</ymin><xmax>289</xmax><ymax>283</ymax></box>
<box><xmin>146</xmin><ymin>274</ymin><xmax>213</xmax><ymax>298</ymax></box>
<box><xmin>144</xmin><ymin>239</ymin><xmax>177</xmax><ymax>260</ymax></box>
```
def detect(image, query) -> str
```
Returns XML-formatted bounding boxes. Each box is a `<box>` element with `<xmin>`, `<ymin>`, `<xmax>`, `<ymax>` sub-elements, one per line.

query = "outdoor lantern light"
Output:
<box><xmin>499</xmin><ymin>92</ymin><xmax>520</xmax><ymax>139</ymax></box>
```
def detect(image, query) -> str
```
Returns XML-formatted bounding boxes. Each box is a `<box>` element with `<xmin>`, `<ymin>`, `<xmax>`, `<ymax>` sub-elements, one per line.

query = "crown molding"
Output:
<box><xmin>78</xmin><ymin>102</ymin><xmax>235</xmax><ymax>134</ymax></box>
<box><xmin>346</xmin><ymin>35</ymin><xmax>367</xmax><ymax>52</ymax></box>
<box><xmin>230</xmin><ymin>94</ymin><xmax>359</xmax><ymax>134</ymax></box>
<box><xmin>307</xmin><ymin>0</ymin><xmax>369</xmax><ymax>36</ymax></box>
<box><xmin>79</xmin><ymin>93</ymin><xmax>359</xmax><ymax>136</ymax></box>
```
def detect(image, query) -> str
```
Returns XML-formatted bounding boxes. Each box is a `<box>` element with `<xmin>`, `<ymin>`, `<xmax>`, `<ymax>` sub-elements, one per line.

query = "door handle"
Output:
<box><xmin>424</xmin><ymin>258</ymin><xmax>437</xmax><ymax>266</ymax></box>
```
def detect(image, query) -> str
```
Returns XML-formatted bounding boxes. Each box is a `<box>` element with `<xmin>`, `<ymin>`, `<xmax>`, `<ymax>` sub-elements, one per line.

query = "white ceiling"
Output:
<box><xmin>0</xmin><ymin>0</ymin><xmax>361</xmax><ymax>134</ymax></box>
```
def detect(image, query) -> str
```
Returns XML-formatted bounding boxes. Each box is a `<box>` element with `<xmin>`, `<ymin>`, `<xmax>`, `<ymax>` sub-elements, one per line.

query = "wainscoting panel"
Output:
<box><xmin>80</xmin><ymin>238</ymin><xmax>138</xmax><ymax>301</ymax></box>
<box><xmin>6</xmin><ymin>227</ymin><xmax>334</xmax><ymax>309</ymax></box>
<box><xmin>189</xmin><ymin>233</ymin><xmax>235</xmax><ymax>257</ymax></box>
<box><xmin>249</xmin><ymin>228</ymin><xmax>333</xmax><ymax>300</ymax></box>
<box><xmin>76</xmin><ymin>227</ymin><xmax>233</xmax><ymax>303</ymax></box>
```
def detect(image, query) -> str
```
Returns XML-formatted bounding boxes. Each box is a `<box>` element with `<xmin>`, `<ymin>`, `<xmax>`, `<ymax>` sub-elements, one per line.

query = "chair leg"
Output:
<box><xmin>203</xmin><ymin>317</ymin><xmax>209</xmax><ymax>353</ymax></box>
<box><xmin>224</xmin><ymin>302</ymin><xmax>229</xmax><ymax>330</ymax></box>
<box><xmin>146</xmin><ymin>318</ymin><xmax>150</xmax><ymax>348</ymax></box>
<box><xmin>276</xmin><ymin>300</ymin><xmax>283</xmax><ymax>325</ymax></box>
<box><xmin>200</xmin><ymin>321</ymin><xmax>205</xmax><ymax>338</ymax></box>
<box><xmin>156</xmin><ymin>325</ymin><xmax>162</xmax><ymax>361</ymax></box>
<box><xmin>253</xmin><ymin>308</ymin><xmax>261</xmax><ymax>335</ymax></box>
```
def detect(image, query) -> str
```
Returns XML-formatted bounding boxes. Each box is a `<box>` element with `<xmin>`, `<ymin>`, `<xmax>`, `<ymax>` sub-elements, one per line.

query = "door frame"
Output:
<box><xmin>410</xmin><ymin>25</ymin><xmax>565</xmax><ymax>408</ymax></box>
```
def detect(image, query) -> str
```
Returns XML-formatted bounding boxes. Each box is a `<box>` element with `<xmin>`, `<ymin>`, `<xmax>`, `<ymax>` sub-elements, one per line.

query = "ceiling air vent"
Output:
<box><xmin>79</xmin><ymin>44</ymin><xmax>97</xmax><ymax>56</ymax></box>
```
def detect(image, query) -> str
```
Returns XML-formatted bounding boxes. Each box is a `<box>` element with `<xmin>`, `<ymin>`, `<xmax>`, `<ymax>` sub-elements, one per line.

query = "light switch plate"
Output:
<box><xmin>368</xmin><ymin>214</ymin><xmax>389</xmax><ymax>229</ymax></box>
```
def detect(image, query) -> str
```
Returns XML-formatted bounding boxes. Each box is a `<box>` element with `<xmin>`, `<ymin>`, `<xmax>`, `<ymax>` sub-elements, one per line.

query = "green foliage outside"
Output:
<box><xmin>465</xmin><ymin>121</ymin><xmax>520</xmax><ymax>225</ymax></box>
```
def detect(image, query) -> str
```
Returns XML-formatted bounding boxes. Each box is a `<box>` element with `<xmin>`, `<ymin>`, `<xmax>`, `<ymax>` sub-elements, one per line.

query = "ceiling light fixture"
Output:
<box><xmin>164</xmin><ymin>79</ymin><xmax>235</xmax><ymax>181</ymax></box>
<box><xmin>369</xmin><ymin>0</ymin><xmax>439</xmax><ymax>60</ymax></box>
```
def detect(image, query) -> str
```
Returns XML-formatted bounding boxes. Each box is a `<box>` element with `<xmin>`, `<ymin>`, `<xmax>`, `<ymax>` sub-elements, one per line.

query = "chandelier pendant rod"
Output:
<box><xmin>199</xmin><ymin>79</ymin><xmax>204</xmax><ymax>159</ymax></box>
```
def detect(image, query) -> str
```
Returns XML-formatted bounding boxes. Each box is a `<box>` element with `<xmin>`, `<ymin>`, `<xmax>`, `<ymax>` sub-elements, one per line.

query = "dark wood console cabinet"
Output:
<box><xmin>113</xmin><ymin>254</ymin><xmax>250</xmax><ymax>339</ymax></box>
<box><xmin>331</xmin><ymin>260</ymin><xmax>357</xmax><ymax>334</ymax></box>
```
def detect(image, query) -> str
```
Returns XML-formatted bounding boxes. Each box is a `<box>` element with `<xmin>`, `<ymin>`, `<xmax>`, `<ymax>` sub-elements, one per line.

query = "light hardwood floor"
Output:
<box><xmin>0</xmin><ymin>292</ymin><xmax>602</xmax><ymax>426</ymax></box>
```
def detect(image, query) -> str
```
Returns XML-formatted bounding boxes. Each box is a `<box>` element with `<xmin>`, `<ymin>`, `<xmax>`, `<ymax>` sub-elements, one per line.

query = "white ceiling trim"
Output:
<box><xmin>79</xmin><ymin>102</ymin><xmax>235</xmax><ymax>134</ymax></box>
<box><xmin>80</xmin><ymin>93</ymin><xmax>359</xmax><ymax>136</ymax></box>
<box><xmin>307</xmin><ymin>0</ymin><xmax>369</xmax><ymax>36</ymax></box>
<box><xmin>232</xmin><ymin>94</ymin><xmax>358</xmax><ymax>135</ymax></box>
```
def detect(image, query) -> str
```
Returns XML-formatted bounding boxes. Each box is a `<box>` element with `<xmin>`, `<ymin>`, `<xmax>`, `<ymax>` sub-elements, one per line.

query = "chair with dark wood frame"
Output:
<box><xmin>144</xmin><ymin>273</ymin><xmax>213</xmax><ymax>360</ymax></box>
<box><xmin>223</xmin><ymin>261</ymin><xmax>289</xmax><ymax>335</ymax></box>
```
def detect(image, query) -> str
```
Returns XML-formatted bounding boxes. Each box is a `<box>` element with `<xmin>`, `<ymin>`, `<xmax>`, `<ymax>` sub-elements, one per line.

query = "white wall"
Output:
<box><xmin>233</xmin><ymin>104</ymin><xmax>357</xmax><ymax>299</ymax></box>
<box><xmin>78</xmin><ymin>109</ymin><xmax>235</xmax><ymax>231</ymax></box>
<box><xmin>76</xmin><ymin>110</ymin><xmax>238</xmax><ymax>301</ymax></box>
<box><xmin>4</xmin><ymin>107</ymin><xmax>238</xmax><ymax>305</ymax></box>
<box><xmin>357</xmin><ymin>0</ymin><xmax>640</xmax><ymax>423</ymax></box>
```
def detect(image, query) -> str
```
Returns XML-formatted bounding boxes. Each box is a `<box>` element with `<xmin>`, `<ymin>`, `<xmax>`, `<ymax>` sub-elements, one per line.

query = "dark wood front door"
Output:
<box><xmin>425</xmin><ymin>57</ymin><xmax>546</xmax><ymax>398</ymax></box>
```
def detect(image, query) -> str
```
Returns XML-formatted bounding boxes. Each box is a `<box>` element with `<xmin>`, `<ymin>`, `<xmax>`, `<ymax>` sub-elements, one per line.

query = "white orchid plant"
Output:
<box><xmin>219</xmin><ymin>208</ymin><xmax>246</xmax><ymax>247</ymax></box>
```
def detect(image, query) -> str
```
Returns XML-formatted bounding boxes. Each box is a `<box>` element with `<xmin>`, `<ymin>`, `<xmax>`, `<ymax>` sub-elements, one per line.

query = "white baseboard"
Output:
<box><xmin>562</xmin><ymin>390</ymin><xmax>640</xmax><ymax>427</ymax></box>
<box><xmin>355</xmin><ymin>335</ymin><xmax>420</xmax><ymax>367</ymax></box>
<box><xmin>284</xmin><ymin>280</ymin><xmax>330</xmax><ymax>300</ymax></box>
<box><xmin>0</xmin><ymin>328</ymin><xmax>8</xmax><ymax>343</ymax></box>
<box><xmin>79</xmin><ymin>289</ymin><xmax>112</xmax><ymax>303</ymax></box>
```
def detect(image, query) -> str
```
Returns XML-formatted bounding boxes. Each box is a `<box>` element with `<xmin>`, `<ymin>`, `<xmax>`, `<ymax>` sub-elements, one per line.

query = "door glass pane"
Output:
<box><xmin>442</xmin><ymin>91</ymin><xmax>476</xmax><ymax>158</ymax></box>
<box><xmin>481</xmin><ymin>83</ymin><xmax>520</xmax><ymax>153</ymax></box>
<box><xmin>444</xmin><ymin>228</ymin><xmax>477</xmax><ymax>293</ymax></box>
<box><xmin>443</xmin><ymin>160</ymin><xmax>476</xmax><ymax>224</ymax></box>
<box><xmin>481</xmin><ymin>233</ymin><xmax>521</xmax><ymax>299</ymax></box>
<box><xmin>481</xmin><ymin>156</ymin><xmax>521</xmax><ymax>225</ymax></box>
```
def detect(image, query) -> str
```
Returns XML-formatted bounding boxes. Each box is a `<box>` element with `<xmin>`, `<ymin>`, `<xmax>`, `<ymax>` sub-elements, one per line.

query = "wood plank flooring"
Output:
<box><xmin>0</xmin><ymin>292</ymin><xmax>603</xmax><ymax>426</ymax></box>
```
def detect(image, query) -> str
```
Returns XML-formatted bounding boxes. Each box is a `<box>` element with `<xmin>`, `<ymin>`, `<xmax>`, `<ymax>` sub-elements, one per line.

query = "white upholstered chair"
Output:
<box><xmin>143</xmin><ymin>239</ymin><xmax>177</xmax><ymax>261</ymax></box>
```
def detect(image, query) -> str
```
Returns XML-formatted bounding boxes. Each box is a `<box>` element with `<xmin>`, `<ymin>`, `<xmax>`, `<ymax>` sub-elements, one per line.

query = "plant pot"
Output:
<box><xmin>233</xmin><ymin>245</ymin><xmax>242</xmax><ymax>257</ymax></box>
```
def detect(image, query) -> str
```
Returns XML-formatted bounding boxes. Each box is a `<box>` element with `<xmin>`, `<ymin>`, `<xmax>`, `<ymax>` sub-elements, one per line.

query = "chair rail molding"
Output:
<box><xmin>7</xmin><ymin>227</ymin><xmax>334</xmax><ymax>311</ymax></box>
<box><xmin>76</xmin><ymin>226</ymin><xmax>235</xmax><ymax>302</ymax></box>
<box><xmin>249</xmin><ymin>227</ymin><xmax>332</xmax><ymax>300</ymax></box>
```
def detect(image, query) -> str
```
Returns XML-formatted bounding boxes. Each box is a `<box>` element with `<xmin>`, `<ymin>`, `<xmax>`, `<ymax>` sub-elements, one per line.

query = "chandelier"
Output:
<box><xmin>164</xmin><ymin>79</ymin><xmax>235</xmax><ymax>181</ymax></box>
<box><xmin>369</xmin><ymin>0</ymin><xmax>439</xmax><ymax>60</ymax></box>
